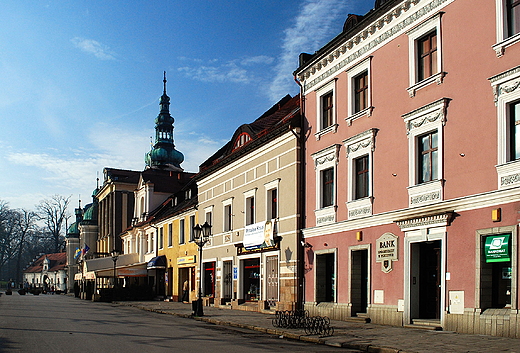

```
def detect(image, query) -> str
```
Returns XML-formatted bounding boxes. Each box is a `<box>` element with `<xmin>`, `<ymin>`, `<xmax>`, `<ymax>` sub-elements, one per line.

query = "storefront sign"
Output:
<box><xmin>376</xmin><ymin>233</ymin><xmax>398</xmax><ymax>261</ymax></box>
<box><xmin>244</xmin><ymin>220</ymin><xmax>275</xmax><ymax>250</ymax></box>
<box><xmin>177</xmin><ymin>255</ymin><xmax>196</xmax><ymax>265</ymax></box>
<box><xmin>485</xmin><ymin>234</ymin><xmax>510</xmax><ymax>263</ymax></box>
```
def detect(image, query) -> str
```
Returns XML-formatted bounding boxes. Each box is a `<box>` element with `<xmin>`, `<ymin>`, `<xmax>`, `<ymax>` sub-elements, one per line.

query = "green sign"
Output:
<box><xmin>485</xmin><ymin>234</ymin><xmax>510</xmax><ymax>263</ymax></box>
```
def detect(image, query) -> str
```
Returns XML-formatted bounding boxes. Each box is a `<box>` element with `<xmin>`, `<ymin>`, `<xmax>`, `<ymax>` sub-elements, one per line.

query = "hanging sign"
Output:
<box><xmin>485</xmin><ymin>234</ymin><xmax>510</xmax><ymax>263</ymax></box>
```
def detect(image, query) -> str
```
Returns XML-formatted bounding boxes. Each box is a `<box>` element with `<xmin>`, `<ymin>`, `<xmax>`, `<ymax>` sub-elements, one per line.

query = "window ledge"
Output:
<box><xmin>493</xmin><ymin>32</ymin><xmax>520</xmax><ymax>57</ymax></box>
<box><xmin>346</xmin><ymin>197</ymin><xmax>373</xmax><ymax>219</ymax></box>
<box><xmin>346</xmin><ymin>106</ymin><xmax>374</xmax><ymax>126</ymax></box>
<box><xmin>315</xmin><ymin>124</ymin><xmax>339</xmax><ymax>140</ymax></box>
<box><xmin>407</xmin><ymin>179</ymin><xmax>444</xmax><ymax>207</ymax></box>
<box><xmin>407</xmin><ymin>72</ymin><xmax>446</xmax><ymax>97</ymax></box>
<box><xmin>315</xmin><ymin>206</ymin><xmax>336</xmax><ymax>226</ymax></box>
<box><xmin>496</xmin><ymin>160</ymin><xmax>520</xmax><ymax>189</ymax></box>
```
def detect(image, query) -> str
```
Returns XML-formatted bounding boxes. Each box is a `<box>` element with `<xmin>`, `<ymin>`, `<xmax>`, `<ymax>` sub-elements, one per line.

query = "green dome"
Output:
<box><xmin>66</xmin><ymin>222</ymin><xmax>79</xmax><ymax>238</ymax></box>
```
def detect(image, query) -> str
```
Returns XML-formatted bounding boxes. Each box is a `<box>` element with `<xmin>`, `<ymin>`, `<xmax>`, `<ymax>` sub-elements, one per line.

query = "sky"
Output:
<box><xmin>0</xmin><ymin>0</ymin><xmax>374</xmax><ymax>214</ymax></box>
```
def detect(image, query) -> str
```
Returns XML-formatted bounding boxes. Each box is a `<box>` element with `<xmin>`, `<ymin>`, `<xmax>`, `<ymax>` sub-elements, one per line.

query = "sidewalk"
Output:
<box><xmin>116</xmin><ymin>300</ymin><xmax>520</xmax><ymax>353</ymax></box>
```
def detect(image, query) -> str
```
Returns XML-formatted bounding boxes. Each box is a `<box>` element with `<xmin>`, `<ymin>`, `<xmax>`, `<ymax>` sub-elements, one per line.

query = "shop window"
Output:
<box><xmin>203</xmin><ymin>262</ymin><xmax>215</xmax><ymax>297</ymax></box>
<box><xmin>242</xmin><ymin>258</ymin><xmax>260</xmax><ymax>301</ymax></box>
<box><xmin>477</xmin><ymin>227</ymin><xmax>516</xmax><ymax>311</ymax></box>
<box><xmin>315</xmin><ymin>252</ymin><xmax>336</xmax><ymax>303</ymax></box>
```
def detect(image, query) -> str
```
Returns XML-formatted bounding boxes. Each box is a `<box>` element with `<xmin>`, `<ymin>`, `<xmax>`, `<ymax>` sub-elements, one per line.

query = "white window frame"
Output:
<box><xmin>407</xmin><ymin>12</ymin><xmax>445</xmax><ymax>97</ymax></box>
<box><xmin>264</xmin><ymin>179</ymin><xmax>280</xmax><ymax>221</ymax></box>
<box><xmin>244</xmin><ymin>188</ymin><xmax>257</xmax><ymax>226</ymax></box>
<box><xmin>493</xmin><ymin>0</ymin><xmax>520</xmax><ymax>56</ymax></box>
<box><xmin>490</xmin><ymin>66</ymin><xmax>520</xmax><ymax>189</ymax></box>
<box><xmin>315</xmin><ymin>79</ymin><xmax>338</xmax><ymax>140</ymax></box>
<box><xmin>159</xmin><ymin>226</ymin><xmax>164</xmax><ymax>250</ymax></box>
<box><xmin>346</xmin><ymin>57</ymin><xmax>373</xmax><ymax>125</ymax></box>
<box><xmin>311</xmin><ymin>144</ymin><xmax>340</xmax><ymax>225</ymax></box>
<box><xmin>179</xmin><ymin>219</ymin><xmax>185</xmax><ymax>245</ymax></box>
<box><xmin>343</xmin><ymin>129</ymin><xmax>377</xmax><ymax>219</ymax></box>
<box><xmin>403</xmin><ymin>98</ymin><xmax>449</xmax><ymax>207</ymax></box>
<box><xmin>204</xmin><ymin>205</ymin><xmax>214</xmax><ymax>226</ymax></box>
<box><xmin>222</xmin><ymin>197</ymin><xmax>233</xmax><ymax>232</ymax></box>
<box><xmin>168</xmin><ymin>223</ymin><xmax>173</xmax><ymax>247</ymax></box>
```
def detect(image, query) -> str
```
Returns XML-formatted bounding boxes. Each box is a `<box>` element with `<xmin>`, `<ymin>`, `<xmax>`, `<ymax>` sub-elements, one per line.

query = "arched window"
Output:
<box><xmin>233</xmin><ymin>132</ymin><xmax>251</xmax><ymax>150</ymax></box>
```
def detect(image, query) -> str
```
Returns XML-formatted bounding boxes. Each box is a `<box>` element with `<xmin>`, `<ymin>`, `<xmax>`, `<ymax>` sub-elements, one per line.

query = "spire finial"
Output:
<box><xmin>163</xmin><ymin>71</ymin><xmax>167</xmax><ymax>94</ymax></box>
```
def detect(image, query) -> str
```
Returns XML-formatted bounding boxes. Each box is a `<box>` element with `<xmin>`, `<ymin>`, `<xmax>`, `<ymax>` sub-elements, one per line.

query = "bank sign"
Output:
<box><xmin>376</xmin><ymin>232</ymin><xmax>398</xmax><ymax>262</ymax></box>
<box><xmin>485</xmin><ymin>234</ymin><xmax>510</xmax><ymax>263</ymax></box>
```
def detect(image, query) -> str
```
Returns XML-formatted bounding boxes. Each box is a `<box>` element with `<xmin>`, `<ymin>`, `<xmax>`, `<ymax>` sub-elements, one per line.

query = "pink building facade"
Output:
<box><xmin>295</xmin><ymin>0</ymin><xmax>520</xmax><ymax>337</ymax></box>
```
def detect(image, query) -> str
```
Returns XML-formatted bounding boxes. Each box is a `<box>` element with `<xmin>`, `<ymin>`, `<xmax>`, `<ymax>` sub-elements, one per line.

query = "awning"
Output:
<box><xmin>95</xmin><ymin>263</ymin><xmax>147</xmax><ymax>278</ymax></box>
<box><xmin>147</xmin><ymin>255</ymin><xmax>167</xmax><ymax>269</ymax></box>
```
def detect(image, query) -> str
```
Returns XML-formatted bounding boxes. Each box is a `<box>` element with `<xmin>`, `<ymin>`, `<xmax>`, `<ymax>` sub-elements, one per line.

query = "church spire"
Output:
<box><xmin>145</xmin><ymin>72</ymin><xmax>184</xmax><ymax>171</ymax></box>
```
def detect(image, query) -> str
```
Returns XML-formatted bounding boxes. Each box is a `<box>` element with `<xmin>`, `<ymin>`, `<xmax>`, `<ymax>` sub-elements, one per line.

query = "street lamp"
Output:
<box><xmin>111</xmin><ymin>250</ymin><xmax>120</xmax><ymax>298</ymax></box>
<box><xmin>192</xmin><ymin>221</ymin><xmax>212</xmax><ymax>316</ymax></box>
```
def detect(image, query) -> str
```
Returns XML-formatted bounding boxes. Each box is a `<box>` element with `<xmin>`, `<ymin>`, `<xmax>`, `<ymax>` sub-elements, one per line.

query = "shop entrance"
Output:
<box><xmin>350</xmin><ymin>249</ymin><xmax>368</xmax><ymax>316</ymax></box>
<box><xmin>316</xmin><ymin>252</ymin><xmax>335</xmax><ymax>303</ymax></box>
<box><xmin>265</xmin><ymin>255</ymin><xmax>279</xmax><ymax>307</ymax></box>
<box><xmin>242</xmin><ymin>258</ymin><xmax>260</xmax><ymax>301</ymax></box>
<box><xmin>203</xmin><ymin>262</ymin><xmax>215</xmax><ymax>297</ymax></box>
<box><xmin>410</xmin><ymin>240</ymin><xmax>441</xmax><ymax>319</ymax></box>
<box><xmin>178</xmin><ymin>267</ymin><xmax>190</xmax><ymax>302</ymax></box>
<box><xmin>222</xmin><ymin>260</ymin><xmax>233</xmax><ymax>301</ymax></box>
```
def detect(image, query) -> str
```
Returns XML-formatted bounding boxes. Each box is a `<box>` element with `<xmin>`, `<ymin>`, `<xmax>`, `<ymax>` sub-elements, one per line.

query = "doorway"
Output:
<box><xmin>265</xmin><ymin>255</ymin><xmax>279</xmax><ymax>307</ymax></box>
<box><xmin>316</xmin><ymin>252</ymin><xmax>335</xmax><ymax>303</ymax></box>
<box><xmin>222</xmin><ymin>260</ymin><xmax>233</xmax><ymax>302</ymax></box>
<box><xmin>242</xmin><ymin>258</ymin><xmax>260</xmax><ymax>301</ymax></box>
<box><xmin>410</xmin><ymin>240</ymin><xmax>441</xmax><ymax>319</ymax></box>
<box><xmin>351</xmin><ymin>249</ymin><xmax>368</xmax><ymax>316</ymax></box>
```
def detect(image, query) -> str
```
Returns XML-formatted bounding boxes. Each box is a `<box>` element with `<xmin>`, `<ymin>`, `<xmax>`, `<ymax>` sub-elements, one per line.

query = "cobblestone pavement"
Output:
<box><xmin>116</xmin><ymin>300</ymin><xmax>520</xmax><ymax>353</ymax></box>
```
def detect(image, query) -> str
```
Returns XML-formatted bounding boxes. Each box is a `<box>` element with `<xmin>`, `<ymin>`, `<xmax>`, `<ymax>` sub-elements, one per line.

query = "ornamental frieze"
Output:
<box><xmin>410</xmin><ymin>191</ymin><xmax>441</xmax><ymax>205</ymax></box>
<box><xmin>501</xmin><ymin>173</ymin><xmax>520</xmax><ymax>186</ymax></box>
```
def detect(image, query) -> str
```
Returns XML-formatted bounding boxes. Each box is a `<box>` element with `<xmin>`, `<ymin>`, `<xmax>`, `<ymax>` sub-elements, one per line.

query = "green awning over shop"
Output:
<box><xmin>485</xmin><ymin>234</ymin><xmax>511</xmax><ymax>263</ymax></box>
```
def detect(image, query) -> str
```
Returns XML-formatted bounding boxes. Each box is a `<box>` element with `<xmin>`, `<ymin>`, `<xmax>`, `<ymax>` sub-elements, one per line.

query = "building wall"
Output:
<box><xmin>298</xmin><ymin>0</ymin><xmax>520</xmax><ymax>337</ymax></box>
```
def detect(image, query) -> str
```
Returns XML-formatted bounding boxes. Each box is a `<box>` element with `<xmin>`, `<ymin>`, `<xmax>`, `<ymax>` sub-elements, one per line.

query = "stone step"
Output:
<box><xmin>404</xmin><ymin>319</ymin><xmax>442</xmax><ymax>331</ymax></box>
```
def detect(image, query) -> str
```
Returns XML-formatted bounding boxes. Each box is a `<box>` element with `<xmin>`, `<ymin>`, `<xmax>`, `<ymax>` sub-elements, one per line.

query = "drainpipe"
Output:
<box><xmin>293</xmin><ymin>74</ymin><xmax>306</xmax><ymax>311</ymax></box>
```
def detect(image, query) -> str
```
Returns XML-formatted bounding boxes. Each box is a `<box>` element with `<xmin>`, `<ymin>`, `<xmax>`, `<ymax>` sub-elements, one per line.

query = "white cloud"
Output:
<box><xmin>177</xmin><ymin>55</ymin><xmax>274</xmax><ymax>84</ymax></box>
<box><xmin>268</xmin><ymin>0</ymin><xmax>357</xmax><ymax>101</ymax></box>
<box><xmin>71</xmin><ymin>37</ymin><xmax>116</xmax><ymax>60</ymax></box>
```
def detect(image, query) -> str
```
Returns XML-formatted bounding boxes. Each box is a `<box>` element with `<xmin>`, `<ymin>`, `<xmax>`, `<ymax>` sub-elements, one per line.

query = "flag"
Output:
<box><xmin>74</xmin><ymin>248</ymin><xmax>81</xmax><ymax>259</ymax></box>
<box><xmin>82</xmin><ymin>244</ymin><xmax>90</xmax><ymax>255</ymax></box>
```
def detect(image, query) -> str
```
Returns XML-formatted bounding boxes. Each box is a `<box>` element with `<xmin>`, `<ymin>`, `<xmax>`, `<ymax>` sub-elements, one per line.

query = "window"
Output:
<box><xmin>354</xmin><ymin>71</ymin><xmax>369</xmax><ymax>113</ymax></box>
<box><xmin>189</xmin><ymin>215</ymin><xmax>195</xmax><ymax>242</ymax></box>
<box><xmin>159</xmin><ymin>227</ymin><xmax>164</xmax><ymax>249</ymax></box>
<box><xmin>417</xmin><ymin>31</ymin><xmax>438</xmax><ymax>82</ymax></box>
<box><xmin>403</xmin><ymin>98</ymin><xmax>448</xmax><ymax>207</ymax></box>
<box><xmin>494</xmin><ymin>0</ymin><xmax>520</xmax><ymax>56</ymax></box>
<box><xmin>407</xmin><ymin>13</ymin><xmax>444</xmax><ymax>96</ymax></box>
<box><xmin>168</xmin><ymin>223</ymin><xmax>173</xmax><ymax>247</ymax></box>
<box><xmin>224</xmin><ymin>203</ymin><xmax>232</xmax><ymax>232</ymax></box>
<box><xmin>322</xmin><ymin>92</ymin><xmax>334</xmax><ymax>129</ymax></box>
<box><xmin>344</xmin><ymin>129</ymin><xmax>376</xmax><ymax>219</ymax></box>
<box><xmin>179</xmin><ymin>219</ymin><xmax>185</xmax><ymax>244</ymax></box>
<box><xmin>489</xmin><ymin>67</ymin><xmax>520</xmax><ymax>189</ymax></box>
<box><xmin>418</xmin><ymin>131</ymin><xmax>438</xmax><ymax>183</ymax></box>
<box><xmin>509</xmin><ymin>101</ymin><xmax>520</xmax><ymax>161</ymax></box>
<box><xmin>205</xmin><ymin>210</ymin><xmax>212</xmax><ymax>226</ymax></box>
<box><xmin>233</xmin><ymin>132</ymin><xmax>251</xmax><ymax>150</ymax></box>
<box><xmin>355</xmin><ymin>155</ymin><xmax>369</xmax><ymax>199</ymax></box>
<box><xmin>312</xmin><ymin>145</ymin><xmax>340</xmax><ymax>225</ymax></box>
<box><xmin>315</xmin><ymin>80</ymin><xmax>337</xmax><ymax>139</ymax></box>
<box><xmin>246</xmin><ymin>196</ymin><xmax>255</xmax><ymax>225</ymax></box>
<box><xmin>268</xmin><ymin>188</ymin><xmax>277</xmax><ymax>219</ymax></box>
<box><xmin>321</xmin><ymin>168</ymin><xmax>334</xmax><ymax>208</ymax></box>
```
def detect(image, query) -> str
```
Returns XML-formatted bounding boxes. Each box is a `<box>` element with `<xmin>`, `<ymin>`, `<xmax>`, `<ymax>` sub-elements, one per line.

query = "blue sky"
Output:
<box><xmin>0</xmin><ymin>0</ymin><xmax>373</xmax><ymax>212</ymax></box>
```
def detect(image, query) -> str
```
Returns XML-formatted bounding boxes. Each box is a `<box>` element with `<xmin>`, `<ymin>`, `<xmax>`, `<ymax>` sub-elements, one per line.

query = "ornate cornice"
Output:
<box><xmin>402</xmin><ymin>97</ymin><xmax>450</xmax><ymax>134</ymax></box>
<box><xmin>395</xmin><ymin>211</ymin><xmax>453</xmax><ymax>230</ymax></box>
<box><xmin>299</xmin><ymin>0</ymin><xmax>453</xmax><ymax>92</ymax></box>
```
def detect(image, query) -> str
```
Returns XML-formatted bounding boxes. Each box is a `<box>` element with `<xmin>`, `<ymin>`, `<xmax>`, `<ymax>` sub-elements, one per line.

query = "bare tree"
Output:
<box><xmin>14</xmin><ymin>209</ymin><xmax>38</xmax><ymax>282</ymax></box>
<box><xmin>0</xmin><ymin>201</ymin><xmax>17</xmax><ymax>279</ymax></box>
<box><xmin>36</xmin><ymin>195</ymin><xmax>70</xmax><ymax>253</ymax></box>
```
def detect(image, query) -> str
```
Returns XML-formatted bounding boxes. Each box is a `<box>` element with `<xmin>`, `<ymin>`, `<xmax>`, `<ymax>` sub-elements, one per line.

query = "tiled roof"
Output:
<box><xmin>23</xmin><ymin>252</ymin><xmax>67</xmax><ymax>273</ymax></box>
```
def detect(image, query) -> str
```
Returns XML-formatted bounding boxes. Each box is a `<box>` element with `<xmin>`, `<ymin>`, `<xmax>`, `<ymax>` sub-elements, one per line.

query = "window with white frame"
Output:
<box><xmin>244</xmin><ymin>189</ymin><xmax>256</xmax><ymax>226</ymax></box>
<box><xmin>494</xmin><ymin>0</ymin><xmax>520</xmax><ymax>56</ymax></box>
<box><xmin>204</xmin><ymin>205</ymin><xmax>214</xmax><ymax>226</ymax></box>
<box><xmin>168</xmin><ymin>223</ymin><xmax>173</xmax><ymax>247</ymax></box>
<box><xmin>223</xmin><ymin>198</ymin><xmax>233</xmax><ymax>232</ymax></box>
<box><xmin>403</xmin><ymin>98</ymin><xmax>449</xmax><ymax>207</ymax></box>
<box><xmin>264</xmin><ymin>179</ymin><xmax>280</xmax><ymax>220</ymax></box>
<box><xmin>312</xmin><ymin>144</ymin><xmax>340</xmax><ymax>225</ymax></box>
<box><xmin>346</xmin><ymin>57</ymin><xmax>373</xmax><ymax>125</ymax></box>
<box><xmin>344</xmin><ymin>129</ymin><xmax>376</xmax><ymax>219</ymax></box>
<box><xmin>179</xmin><ymin>219</ymin><xmax>185</xmax><ymax>244</ymax></box>
<box><xmin>407</xmin><ymin>13</ymin><xmax>444</xmax><ymax>97</ymax></box>
<box><xmin>490</xmin><ymin>66</ymin><xmax>520</xmax><ymax>189</ymax></box>
<box><xmin>159</xmin><ymin>227</ymin><xmax>164</xmax><ymax>249</ymax></box>
<box><xmin>315</xmin><ymin>80</ymin><xmax>338</xmax><ymax>139</ymax></box>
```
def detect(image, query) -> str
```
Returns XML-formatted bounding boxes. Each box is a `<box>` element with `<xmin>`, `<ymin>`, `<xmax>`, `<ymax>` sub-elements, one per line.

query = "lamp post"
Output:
<box><xmin>111</xmin><ymin>250</ymin><xmax>120</xmax><ymax>299</ymax></box>
<box><xmin>192</xmin><ymin>221</ymin><xmax>212</xmax><ymax>317</ymax></box>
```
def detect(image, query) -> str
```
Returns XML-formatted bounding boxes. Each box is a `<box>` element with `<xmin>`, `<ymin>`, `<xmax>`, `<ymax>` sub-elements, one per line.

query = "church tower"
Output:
<box><xmin>145</xmin><ymin>72</ymin><xmax>184</xmax><ymax>171</ymax></box>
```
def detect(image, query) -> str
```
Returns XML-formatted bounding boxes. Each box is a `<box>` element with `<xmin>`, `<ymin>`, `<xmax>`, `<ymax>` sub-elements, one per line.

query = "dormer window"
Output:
<box><xmin>233</xmin><ymin>133</ymin><xmax>251</xmax><ymax>150</ymax></box>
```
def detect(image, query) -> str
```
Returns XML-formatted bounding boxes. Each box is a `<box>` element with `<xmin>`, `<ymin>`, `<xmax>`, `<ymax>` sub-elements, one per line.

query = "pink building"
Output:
<box><xmin>295</xmin><ymin>0</ymin><xmax>520</xmax><ymax>337</ymax></box>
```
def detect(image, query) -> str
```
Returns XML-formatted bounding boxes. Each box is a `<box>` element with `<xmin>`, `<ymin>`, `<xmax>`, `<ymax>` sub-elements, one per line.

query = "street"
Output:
<box><xmin>0</xmin><ymin>294</ymin><xmax>353</xmax><ymax>353</ymax></box>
